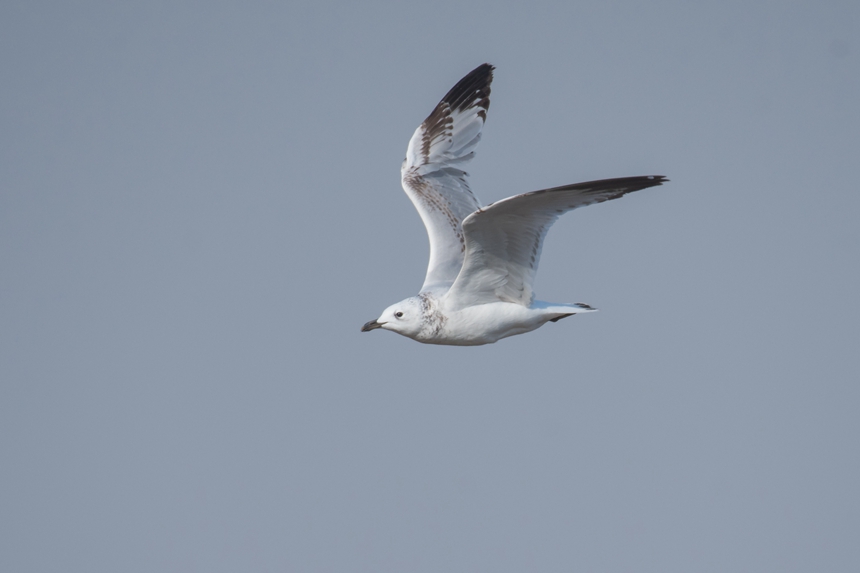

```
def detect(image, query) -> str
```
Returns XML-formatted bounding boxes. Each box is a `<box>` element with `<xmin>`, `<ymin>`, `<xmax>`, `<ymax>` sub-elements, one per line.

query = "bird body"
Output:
<box><xmin>363</xmin><ymin>293</ymin><xmax>597</xmax><ymax>346</ymax></box>
<box><xmin>362</xmin><ymin>64</ymin><xmax>666</xmax><ymax>345</ymax></box>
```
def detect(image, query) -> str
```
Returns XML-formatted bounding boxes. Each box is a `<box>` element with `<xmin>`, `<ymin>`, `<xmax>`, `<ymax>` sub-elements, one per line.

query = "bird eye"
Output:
<box><xmin>394</xmin><ymin>311</ymin><xmax>404</xmax><ymax>318</ymax></box>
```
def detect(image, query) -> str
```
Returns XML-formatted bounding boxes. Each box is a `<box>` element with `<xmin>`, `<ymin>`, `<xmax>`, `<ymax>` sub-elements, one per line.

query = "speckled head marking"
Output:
<box><xmin>418</xmin><ymin>292</ymin><xmax>446</xmax><ymax>337</ymax></box>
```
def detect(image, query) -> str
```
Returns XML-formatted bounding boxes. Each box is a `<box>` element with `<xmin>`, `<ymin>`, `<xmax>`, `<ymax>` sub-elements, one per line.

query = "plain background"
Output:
<box><xmin>2</xmin><ymin>1</ymin><xmax>858</xmax><ymax>571</ymax></box>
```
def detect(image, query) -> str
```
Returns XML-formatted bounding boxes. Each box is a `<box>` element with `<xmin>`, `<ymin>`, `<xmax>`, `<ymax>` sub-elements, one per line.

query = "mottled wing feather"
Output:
<box><xmin>445</xmin><ymin>176</ymin><xmax>668</xmax><ymax>308</ymax></box>
<box><xmin>401</xmin><ymin>64</ymin><xmax>494</xmax><ymax>293</ymax></box>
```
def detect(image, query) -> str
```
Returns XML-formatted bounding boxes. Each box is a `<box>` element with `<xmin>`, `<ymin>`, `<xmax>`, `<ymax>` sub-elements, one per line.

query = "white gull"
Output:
<box><xmin>362</xmin><ymin>64</ymin><xmax>667</xmax><ymax>345</ymax></box>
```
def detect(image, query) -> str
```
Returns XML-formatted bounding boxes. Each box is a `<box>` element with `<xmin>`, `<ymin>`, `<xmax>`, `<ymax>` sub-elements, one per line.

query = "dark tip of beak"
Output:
<box><xmin>361</xmin><ymin>320</ymin><xmax>384</xmax><ymax>332</ymax></box>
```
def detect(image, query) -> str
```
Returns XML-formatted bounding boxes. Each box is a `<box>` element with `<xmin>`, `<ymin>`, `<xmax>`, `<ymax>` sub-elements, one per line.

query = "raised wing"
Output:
<box><xmin>445</xmin><ymin>176</ymin><xmax>668</xmax><ymax>308</ymax></box>
<box><xmin>401</xmin><ymin>64</ymin><xmax>494</xmax><ymax>293</ymax></box>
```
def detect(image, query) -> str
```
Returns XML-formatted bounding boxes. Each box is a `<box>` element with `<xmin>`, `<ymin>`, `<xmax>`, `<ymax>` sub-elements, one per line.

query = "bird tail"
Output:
<box><xmin>537</xmin><ymin>302</ymin><xmax>598</xmax><ymax>322</ymax></box>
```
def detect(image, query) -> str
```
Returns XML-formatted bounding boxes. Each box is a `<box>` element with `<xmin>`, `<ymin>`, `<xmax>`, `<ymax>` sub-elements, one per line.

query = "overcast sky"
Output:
<box><xmin>2</xmin><ymin>1</ymin><xmax>858</xmax><ymax>571</ymax></box>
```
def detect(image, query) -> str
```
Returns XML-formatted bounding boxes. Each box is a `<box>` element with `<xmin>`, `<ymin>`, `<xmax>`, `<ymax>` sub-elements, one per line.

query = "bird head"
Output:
<box><xmin>361</xmin><ymin>297</ymin><xmax>425</xmax><ymax>339</ymax></box>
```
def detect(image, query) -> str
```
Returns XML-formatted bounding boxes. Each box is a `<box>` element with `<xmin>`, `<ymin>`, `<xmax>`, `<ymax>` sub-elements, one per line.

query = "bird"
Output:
<box><xmin>361</xmin><ymin>63</ymin><xmax>666</xmax><ymax>345</ymax></box>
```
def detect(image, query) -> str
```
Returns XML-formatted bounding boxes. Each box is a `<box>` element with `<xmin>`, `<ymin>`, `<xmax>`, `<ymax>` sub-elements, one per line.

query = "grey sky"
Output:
<box><xmin>2</xmin><ymin>1</ymin><xmax>858</xmax><ymax>571</ymax></box>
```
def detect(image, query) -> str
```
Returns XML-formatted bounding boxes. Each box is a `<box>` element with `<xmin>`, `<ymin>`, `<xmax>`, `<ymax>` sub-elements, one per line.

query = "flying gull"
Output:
<box><xmin>362</xmin><ymin>64</ymin><xmax>666</xmax><ymax>345</ymax></box>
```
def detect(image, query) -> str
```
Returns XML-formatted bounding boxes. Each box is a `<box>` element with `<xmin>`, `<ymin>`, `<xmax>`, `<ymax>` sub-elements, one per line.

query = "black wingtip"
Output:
<box><xmin>439</xmin><ymin>63</ymin><xmax>495</xmax><ymax>113</ymax></box>
<box><xmin>626</xmin><ymin>175</ymin><xmax>668</xmax><ymax>192</ymax></box>
<box><xmin>617</xmin><ymin>175</ymin><xmax>669</xmax><ymax>190</ymax></box>
<box><xmin>521</xmin><ymin>175</ymin><xmax>669</xmax><ymax>202</ymax></box>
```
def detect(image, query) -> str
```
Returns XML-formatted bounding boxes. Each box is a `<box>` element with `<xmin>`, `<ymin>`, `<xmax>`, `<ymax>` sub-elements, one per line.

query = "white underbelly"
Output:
<box><xmin>421</xmin><ymin>303</ymin><xmax>546</xmax><ymax>346</ymax></box>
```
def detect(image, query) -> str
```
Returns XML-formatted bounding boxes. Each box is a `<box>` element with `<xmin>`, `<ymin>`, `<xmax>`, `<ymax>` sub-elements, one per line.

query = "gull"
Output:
<box><xmin>361</xmin><ymin>64</ymin><xmax>667</xmax><ymax>345</ymax></box>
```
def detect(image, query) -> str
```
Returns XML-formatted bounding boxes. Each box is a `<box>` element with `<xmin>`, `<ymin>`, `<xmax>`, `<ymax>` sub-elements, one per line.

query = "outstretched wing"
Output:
<box><xmin>401</xmin><ymin>63</ymin><xmax>494</xmax><ymax>293</ymax></box>
<box><xmin>445</xmin><ymin>176</ymin><xmax>668</xmax><ymax>309</ymax></box>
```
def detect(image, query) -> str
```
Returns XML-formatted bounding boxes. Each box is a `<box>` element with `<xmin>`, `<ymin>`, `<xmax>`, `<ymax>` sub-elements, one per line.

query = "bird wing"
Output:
<box><xmin>401</xmin><ymin>64</ymin><xmax>494</xmax><ymax>293</ymax></box>
<box><xmin>445</xmin><ymin>176</ymin><xmax>668</xmax><ymax>309</ymax></box>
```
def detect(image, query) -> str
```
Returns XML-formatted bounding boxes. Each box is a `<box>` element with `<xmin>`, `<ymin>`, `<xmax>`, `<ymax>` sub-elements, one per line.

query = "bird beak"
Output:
<box><xmin>361</xmin><ymin>319</ymin><xmax>385</xmax><ymax>332</ymax></box>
